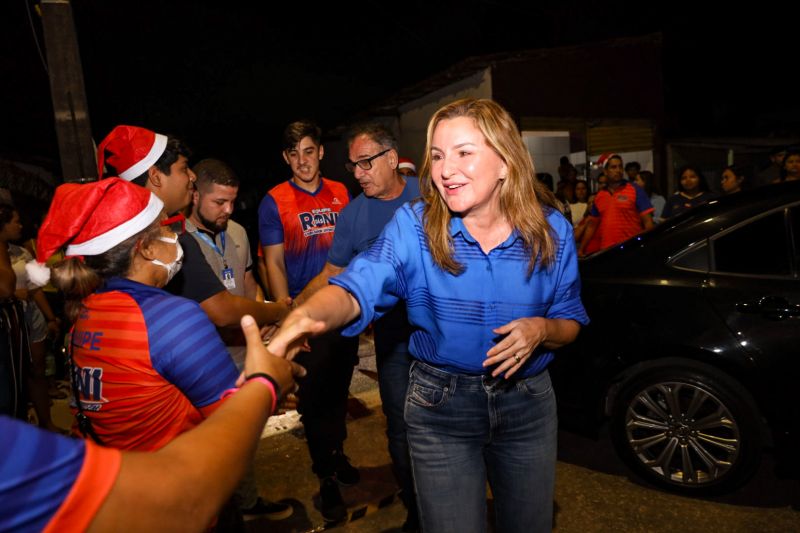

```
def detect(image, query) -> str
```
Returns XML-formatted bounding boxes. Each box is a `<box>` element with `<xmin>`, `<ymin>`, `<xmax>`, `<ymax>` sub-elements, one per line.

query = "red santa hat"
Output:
<box><xmin>398</xmin><ymin>157</ymin><xmax>416</xmax><ymax>173</ymax></box>
<box><xmin>97</xmin><ymin>125</ymin><xmax>168</xmax><ymax>181</ymax></box>
<box><xmin>595</xmin><ymin>153</ymin><xmax>621</xmax><ymax>169</ymax></box>
<box><xmin>26</xmin><ymin>178</ymin><xmax>164</xmax><ymax>286</ymax></box>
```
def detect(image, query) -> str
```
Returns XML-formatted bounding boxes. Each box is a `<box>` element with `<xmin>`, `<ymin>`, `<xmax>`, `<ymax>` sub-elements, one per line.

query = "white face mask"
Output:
<box><xmin>151</xmin><ymin>235</ymin><xmax>183</xmax><ymax>283</ymax></box>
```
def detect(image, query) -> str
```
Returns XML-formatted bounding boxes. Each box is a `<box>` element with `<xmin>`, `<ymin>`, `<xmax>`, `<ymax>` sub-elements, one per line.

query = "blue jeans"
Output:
<box><xmin>405</xmin><ymin>361</ymin><xmax>557</xmax><ymax>533</ymax></box>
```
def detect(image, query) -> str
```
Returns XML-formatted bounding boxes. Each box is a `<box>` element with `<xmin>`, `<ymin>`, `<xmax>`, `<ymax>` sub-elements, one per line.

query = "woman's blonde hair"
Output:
<box><xmin>418</xmin><ymin>98</ymin><xmax>559</xmax><ymax>274</ymax></box>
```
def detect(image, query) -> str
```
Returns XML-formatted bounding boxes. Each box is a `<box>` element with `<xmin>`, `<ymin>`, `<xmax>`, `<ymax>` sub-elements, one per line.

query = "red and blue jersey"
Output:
<box><xmin>258</xmin><ymin>179</ymin><xmax>350</xmax><ymax>297</ymax></box>
<box><xmin>589</xmin><ymin>180</ymin><xmax>653</xmax><ymax>249</ymax></box>
<box><xmin>0</xmin><ymin>416</ymin><xmax>121</xmax><ymax>533</ymax></box>
<box><xmin>71</xmin><ymin>277</ymin><xmax>238</xmax><ymax>451</ymax></box>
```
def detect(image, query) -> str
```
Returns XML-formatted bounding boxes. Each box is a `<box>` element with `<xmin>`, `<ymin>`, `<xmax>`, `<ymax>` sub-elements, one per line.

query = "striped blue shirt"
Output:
<box><xmin>331</xmin><ymin>201</ymin><xmax>589</xmax><ymax>377</ymax></box>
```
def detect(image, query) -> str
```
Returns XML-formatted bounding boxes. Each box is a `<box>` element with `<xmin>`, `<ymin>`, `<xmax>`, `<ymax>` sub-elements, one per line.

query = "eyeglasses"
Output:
<box><xmin>161</xmin><ymin>213</ymin><xmax>186</xmax><ymax>235</ymax></box>
<box><xmin>345</xmin><ymin>149</ymin><xmax>390</xmax><ymax>173</ymax></box>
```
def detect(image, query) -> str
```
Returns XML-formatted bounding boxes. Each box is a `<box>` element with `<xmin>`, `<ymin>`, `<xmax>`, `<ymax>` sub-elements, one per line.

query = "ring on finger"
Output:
<box><xmin>513</xmin><ymin>354</ymin><xmax>522</xmax><ymax>364</ymax></box>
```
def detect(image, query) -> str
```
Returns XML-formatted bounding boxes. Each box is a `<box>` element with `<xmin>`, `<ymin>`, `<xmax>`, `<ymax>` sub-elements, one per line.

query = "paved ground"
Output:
<box><xmin>49</xmin><ymin>334</ymin><xmax>800</xmax><ymax>532</ymax></box>
<box><xmin>245</xmin><ymin>337</ymin><xmax>800</xmax><ymax>533</ymax></box>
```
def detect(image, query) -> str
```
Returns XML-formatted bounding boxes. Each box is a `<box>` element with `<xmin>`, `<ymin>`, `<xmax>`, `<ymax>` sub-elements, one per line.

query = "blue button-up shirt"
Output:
<box><xmin>331</xmin><ymin>201</ymin><xmax>588</xmax><ymax>377</ymax></box>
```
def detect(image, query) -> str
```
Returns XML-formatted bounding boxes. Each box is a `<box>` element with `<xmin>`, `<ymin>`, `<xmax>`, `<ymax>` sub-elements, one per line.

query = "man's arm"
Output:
<box><xmin>578</xmin><ymin>217</ymin><xmax>599</xmax><ymax>257</ymax></box>
<box><xmin>640</xmin><ymin>212</ymin><xmax>654</xmax><ymax>230</ymax></box>
<box><xmin>294</xmin><ymin>262</ymin><xmax>344</xmax><ymax>306</ymax></box>
<box><xmin>0</xmin><ymin>244</ymin><xmax>15</xmax><ymax>298</ymax></box>
<box><xmin>88</xmin><ymin>316</ymin><xmax>303</xmax><ymax>532</ymax></box>
<box><xmin>243</xmin><ymin>270</ymin><xmax>263</xmax><ymax>301</ymax></box>
<box><xmin>257</xmin><ymin>253</ymin><xmax>270</xmax><ymax>299</ymax></box>
<box><xmin>263</xmin><ymin>243</ymin><xmax>290</xmax><ymax>301</ymax></box>
<box><xmin>200</xmin><ymin>291</ymin><xmax>289</xmax><ymax>327</ymax></box>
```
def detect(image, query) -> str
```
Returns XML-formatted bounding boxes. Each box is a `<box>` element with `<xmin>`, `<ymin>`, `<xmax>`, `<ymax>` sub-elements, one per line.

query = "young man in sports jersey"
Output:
<box><xmin>259</xmin><ymin>120</ymin><xmax>358</xmax><ymax>523</ymax></box>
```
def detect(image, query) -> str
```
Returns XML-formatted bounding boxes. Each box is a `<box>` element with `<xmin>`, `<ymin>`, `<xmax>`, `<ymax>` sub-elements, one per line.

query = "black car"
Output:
<box><xmin>552</xmin><ymin>181</ymin><xmax>800</xmax><ymax>496</ymax></box>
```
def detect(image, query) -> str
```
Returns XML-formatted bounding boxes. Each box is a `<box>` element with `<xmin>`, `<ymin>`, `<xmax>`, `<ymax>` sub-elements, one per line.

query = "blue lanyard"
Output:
<box><xmin>195</xmin><ymin>231</ymin><xmax>227</xmax><ymax>266</ymax></box>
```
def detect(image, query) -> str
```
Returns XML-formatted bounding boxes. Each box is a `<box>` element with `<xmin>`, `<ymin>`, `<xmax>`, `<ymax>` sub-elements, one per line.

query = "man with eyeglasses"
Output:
<box><xmin>294</xmin><ymin>121</ymin><xmax>420</xmax><ymax>532</ymax></box>
<box><xmin>258</xmin><ymin>120</ymin><xmax>358</xmax><ymax>523</ymax></box>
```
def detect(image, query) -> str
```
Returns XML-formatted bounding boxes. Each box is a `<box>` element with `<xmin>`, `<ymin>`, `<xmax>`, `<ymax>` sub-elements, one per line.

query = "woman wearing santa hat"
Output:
<box><xmin>28</xmin><ymin>178</ymin><xmax>245</xmax><ymax>452</ymax></box>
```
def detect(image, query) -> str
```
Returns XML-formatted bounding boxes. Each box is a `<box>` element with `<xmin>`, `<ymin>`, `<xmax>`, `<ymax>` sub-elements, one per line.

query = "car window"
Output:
<box><xmin>671</xmin><ymin>240</ymin><xmax>709</xmax><ymax>272</ymax></box>
<box><xmin>712</xmin><ymin>210</ymin><xmax>791</xmax><ymax>276</ymax></box>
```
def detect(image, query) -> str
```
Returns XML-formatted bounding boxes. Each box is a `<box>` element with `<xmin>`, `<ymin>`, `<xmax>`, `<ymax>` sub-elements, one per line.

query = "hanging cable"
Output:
<box><xmin>25</xmin><ymin>0</ymin><xmax>49</xmax><ymax>74</ymax></box>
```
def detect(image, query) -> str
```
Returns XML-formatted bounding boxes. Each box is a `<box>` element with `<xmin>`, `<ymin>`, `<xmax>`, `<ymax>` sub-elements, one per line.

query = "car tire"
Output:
<box><xmin>609</xmin><ymin>362</ymin><xmax>763</xmax><ymax>496</ymax></box>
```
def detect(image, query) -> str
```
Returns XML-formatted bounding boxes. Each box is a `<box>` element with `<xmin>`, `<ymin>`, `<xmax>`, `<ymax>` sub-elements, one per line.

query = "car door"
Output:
<box><xmin>701</xmin><ymin>204</ymin><xmax>800</xmax><ymax>430</ymax></box>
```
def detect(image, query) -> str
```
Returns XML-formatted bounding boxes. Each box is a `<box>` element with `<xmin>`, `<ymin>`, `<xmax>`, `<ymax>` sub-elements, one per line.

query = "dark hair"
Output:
<box><xmin>637</xmin><ymin>170</ymin><xmax>661</xmax><ymax>196</ymax></box>
<box><xmin>193</xmin><ymin>159</ymin><xmax>239</xmax><ymax>192</ymax></box>
<box><xmin>555</xmin><ymin>180</ymin><xmax>574</xmax><ymax>203</ymax></box>
<box><xmin>0</xmin><ymin>203</ymin><xmax>16</xmax><ymax>229</ymax></box>
<box><xmin>677</xmin><ymin>165</ymin><xmax>710</xmax><ymax>193</ymax></box>
<box><xmin>282</xmin><ymin>120</ymin><xmax>321</xmax><ymax>151</ymax></box>
<box><xmin>50</xmin><ymin>219</ymin><xmax>161</xmax><ymax>321</ymax></box>
<box><xmin>605</xmin><ymin>155</ymin><xmax>623</xmax><ymax>169</ymax></box>
<box><xmin>129</xmin><ymin>136</ymin><xmax>192</xmax><ymax>186</ymax></box>
<box><xmin>625</xmin><ymin>161</ymin><xmax>641</xmax><ymax>173</ymax></box>
<box><xmin>345</xmin><ymin>121</ymin><xmax>398</xmax><ymax>151</ymax></box>
<box><xmin>781</xmin><ymin>148</ymin><xmax>800</xmax><ymax>180</ymax></box>
<box><xmin>574</xmin><ymin>179</ymin><xmax>589</xmax><ymax>201</ymax></box>
<box><xmin>722</xmin><ymin>165</ymin><xmax>747</xmax><ymax>179</ymax></box>
<box><xmin>721</xmin><ymin>165</ymin><xmax>748</xmax><ymax>191</ymax></box>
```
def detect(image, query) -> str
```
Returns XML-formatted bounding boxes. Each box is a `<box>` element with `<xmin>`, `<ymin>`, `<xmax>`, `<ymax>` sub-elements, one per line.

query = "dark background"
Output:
<box><xmin>2</xmin><ymin>0</ymin><xmax>798</xmax><ymax>193</ymax></box>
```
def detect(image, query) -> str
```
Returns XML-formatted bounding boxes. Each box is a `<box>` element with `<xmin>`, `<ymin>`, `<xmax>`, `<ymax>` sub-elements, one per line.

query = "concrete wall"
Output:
<box><xmin>396</xmin><ymin>68</ymin><xmax>493</xmax><ymax>170</ymax></box>
<box><xmin>522</xmin><ymin>132</ymin><xmax>570</xmax><ymax>188</ymax></box>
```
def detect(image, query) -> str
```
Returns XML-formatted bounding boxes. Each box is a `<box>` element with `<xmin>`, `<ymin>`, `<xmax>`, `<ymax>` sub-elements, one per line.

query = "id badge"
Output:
<box><xmin>221</xmin><ymin>267</ymin><xmax>236</xmax><ymax>290</ymax></box>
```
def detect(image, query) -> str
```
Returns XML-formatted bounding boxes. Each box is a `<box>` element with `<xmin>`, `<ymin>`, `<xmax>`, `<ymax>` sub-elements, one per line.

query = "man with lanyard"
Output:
<box><xmin>186</xmin><ymin>159</ymin><xmax>264</xmax><ymax>350</ymax></box>
<box><xmin>95</xmin><ymin>126</ymin><xmax>292</xmax><ymax>521</ymax></box>
<box><xmin>295</xmin><ymin>122</ymin><xmax>420</xmax><ymax>532</ymax></box>
<box><xmin>578</xmin><ymin>153</ymin><xmax>654</xmax><ymax>256</ymax></box>
<box><xmin>259</xmin><ymin>120</ymin><xmax>357</xmax><ymax>523</ymax></box>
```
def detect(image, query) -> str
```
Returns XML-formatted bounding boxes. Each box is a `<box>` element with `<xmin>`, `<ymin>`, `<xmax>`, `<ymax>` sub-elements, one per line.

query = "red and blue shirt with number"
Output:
<box><xmin>70</xmin><ymin>277</ymin><xmax>238</xmax><ymax>451</ymax></box>
<box><xmin>258</xmin><ymin>178</ymin><xmax>350</xmax><ymax>298</ymax></box>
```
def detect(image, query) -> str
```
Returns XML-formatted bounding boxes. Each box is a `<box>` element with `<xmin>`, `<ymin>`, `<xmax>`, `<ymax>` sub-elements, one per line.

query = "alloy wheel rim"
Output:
<box><xmin>624</xmin><ymin>381</ymin><xmax>740</xmax><ymax>485</ymax></box>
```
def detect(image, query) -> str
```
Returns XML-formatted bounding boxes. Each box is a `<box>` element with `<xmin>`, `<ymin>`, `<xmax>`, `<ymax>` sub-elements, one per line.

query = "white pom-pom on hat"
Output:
<box><xmin>25</xmin><ymin>260</ymin><xmax>51</xmax><ymax>287</ymax></box>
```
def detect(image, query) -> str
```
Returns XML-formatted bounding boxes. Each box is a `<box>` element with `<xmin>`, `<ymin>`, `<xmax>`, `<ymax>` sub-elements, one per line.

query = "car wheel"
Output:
<box><xmin>609</xmin><ymin>364</ymin><xmax>763</xmax><ymax>496</ymax></box>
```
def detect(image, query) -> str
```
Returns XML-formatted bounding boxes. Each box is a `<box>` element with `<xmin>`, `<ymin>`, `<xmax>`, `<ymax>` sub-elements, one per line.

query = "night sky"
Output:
<box><xmin>2</xmin><ymin>1</ymin><xmax>798</xmax><ymax>192</ymax></box>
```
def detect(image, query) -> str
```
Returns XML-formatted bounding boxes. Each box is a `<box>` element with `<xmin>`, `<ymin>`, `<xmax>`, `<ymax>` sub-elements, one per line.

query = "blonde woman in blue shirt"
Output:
<box><xmin>270</xmin><ymin>98</ymin><xmax>588</xmax><ymax>533</ymax></box>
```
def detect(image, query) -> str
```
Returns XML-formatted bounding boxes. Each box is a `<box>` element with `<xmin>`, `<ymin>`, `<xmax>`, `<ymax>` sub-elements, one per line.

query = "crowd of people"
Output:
<box><xmin>555</xmin><ymin>146</ymin><xmax>799</xmax><ymax>255</ymax></box>
<box><xmin>0</xmin><ymin>96</ymin><xmax>794</xmax><ymax>532</ymax></box>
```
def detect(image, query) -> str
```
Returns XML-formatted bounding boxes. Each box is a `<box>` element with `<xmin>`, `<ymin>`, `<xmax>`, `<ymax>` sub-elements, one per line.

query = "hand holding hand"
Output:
<box><xmin>240</xmin><ymin>315</ymin><xmax>305</xmax><ymax>399</ymax></box>
<box><xmin>484</xmin><ymin>317</ymin><xmax>548</xmax><ymax>378</ymax></box>
<box><xmin>266</xmin><ymin>308</ymin><xmax>326</xmax><ymax>361</ymax></box>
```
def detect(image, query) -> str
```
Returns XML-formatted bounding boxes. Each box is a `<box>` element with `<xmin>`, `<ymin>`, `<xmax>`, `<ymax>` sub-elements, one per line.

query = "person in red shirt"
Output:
<box><xmin>578</xmin><ymin>154</ymin><xmax>654</xmax><ymax>256</ymax></box>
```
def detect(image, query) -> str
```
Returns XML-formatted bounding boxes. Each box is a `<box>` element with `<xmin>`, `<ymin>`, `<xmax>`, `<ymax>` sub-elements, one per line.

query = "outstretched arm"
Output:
<box><xmin>267</xmin><ymin>285</ymin><xmax>359</xmax><ymax>360</ymax></box>
<box><xmin>88</xmin><ymin>315</ymin><xmax>303</xmax><ymax>532</ymax></box>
